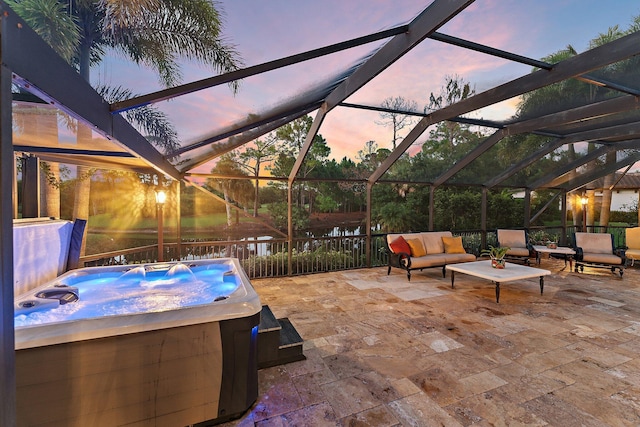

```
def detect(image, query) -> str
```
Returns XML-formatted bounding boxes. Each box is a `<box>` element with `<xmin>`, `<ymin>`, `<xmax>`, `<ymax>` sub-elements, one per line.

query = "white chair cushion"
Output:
<box><xmin>497</xmin><ymin>229</ymin><xmax>527</xmax><ymax>249</ymax></box>
<box><xmin>575</xmin><ymin>233</ymin><xmax>613</xmax><ymax>254</ymax></box>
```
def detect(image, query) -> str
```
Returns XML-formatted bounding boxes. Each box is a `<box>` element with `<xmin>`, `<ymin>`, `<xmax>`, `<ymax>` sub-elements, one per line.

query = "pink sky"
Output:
<box><xmin>99</xmin><ymin>0</ymin><xmax>640</xmax><ymax>173</ymax></box>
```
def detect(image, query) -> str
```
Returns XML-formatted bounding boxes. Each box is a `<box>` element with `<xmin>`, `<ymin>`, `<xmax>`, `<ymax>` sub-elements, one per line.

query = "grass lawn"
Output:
<box><xmin>89</xmin><ymin>212</ymin><xmax>263</xmax><ymax>231</ymax></box>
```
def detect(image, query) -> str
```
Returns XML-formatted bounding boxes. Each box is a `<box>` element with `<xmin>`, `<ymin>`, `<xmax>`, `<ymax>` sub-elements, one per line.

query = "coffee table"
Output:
<box><xmin>445</xmin><ymin>260</ymin><xmax>551</xmax><ymax>303</ymax></box>
<box><xmin>532</xmin><ymin>245</ymin><xmax>576</xmax><ymax>270</ymax></box>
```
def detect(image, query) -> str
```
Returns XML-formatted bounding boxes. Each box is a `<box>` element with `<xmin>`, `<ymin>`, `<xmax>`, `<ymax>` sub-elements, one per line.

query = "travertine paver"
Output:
<box><xmin>221</xmin><ymin>260</ymin><xmax>640</xmax><ymax>426</ymax></box>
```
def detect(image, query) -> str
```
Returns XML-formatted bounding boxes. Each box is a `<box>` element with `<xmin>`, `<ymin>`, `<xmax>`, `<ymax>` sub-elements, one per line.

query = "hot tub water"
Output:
<box><xmin>15</xmin><ymin>261</ymin><xmax>240</xmax><ymax>327</ymax></box>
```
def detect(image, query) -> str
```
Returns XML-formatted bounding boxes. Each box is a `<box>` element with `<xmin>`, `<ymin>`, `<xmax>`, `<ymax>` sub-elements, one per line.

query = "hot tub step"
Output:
<box><xmin>258</xmin><ymin>307</ymin><xmax>305</xmax><ymax>369</ymax></box>
<box><xmin>259</xmin><ymin>304</ymin><xmax>281</xmax><ymax>332</ymax></box>
<box><xmin>278</xmin><ymin>317</ymin><xmax>303</xmax><ymax>348</ymax></box>
<box><xmin>258</xmin><ymin>305</ymin><xmax>283</xmax><ymax>368</ymax></box>
<box><xmin>275</xmin><ymin>317</ymin><xmax>306</xmax><ymax>365</ymax></box>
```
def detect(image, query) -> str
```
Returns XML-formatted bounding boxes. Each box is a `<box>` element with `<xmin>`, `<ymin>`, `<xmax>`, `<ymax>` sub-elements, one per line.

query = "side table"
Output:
<box><xmin>532</xmin><ymin>245</ymin><xmax>576</xmax><ymax>270</ymax></box>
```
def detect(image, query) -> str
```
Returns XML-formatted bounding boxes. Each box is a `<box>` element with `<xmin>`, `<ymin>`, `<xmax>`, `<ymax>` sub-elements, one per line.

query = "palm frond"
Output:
<box><xmin>8</xmin><ymin>0</ymin><xmax>80</xmax><ymax>63</ymax></box>
<box><xmin>98</xmin><ymin>85</ymin><xmax>180</xmax><ymax>156</ymax></box>
<box><xmin>105</xmin><ymin>0</ymin><xmax>243</xmax><ymax>88</ymax></box>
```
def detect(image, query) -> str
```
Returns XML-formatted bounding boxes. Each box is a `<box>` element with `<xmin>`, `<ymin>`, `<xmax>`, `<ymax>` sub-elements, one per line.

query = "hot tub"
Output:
<box><xmin>14</xmin><ymin>259</ymin><xmax>261</xmax><ymax>427</ymax></box>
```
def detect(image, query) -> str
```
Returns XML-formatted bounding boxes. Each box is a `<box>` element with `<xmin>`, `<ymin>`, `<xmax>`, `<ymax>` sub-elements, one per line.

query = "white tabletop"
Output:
<box><xmin>445</xmin><ymin>260</ymin><xmax>551</xmax><ymax>282</ymax></box>
<box><xmin>532</xmin><ymin>245</ymin><xmax>575</xmax><ymax>255</ymax></box>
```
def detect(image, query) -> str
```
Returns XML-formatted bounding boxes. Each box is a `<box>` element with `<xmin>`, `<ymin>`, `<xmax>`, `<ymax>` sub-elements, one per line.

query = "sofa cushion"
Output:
<box><xmin>626</xmin><ymin>248</ymin><xmax>640</xmax><ymax>260</ymax></box>
<box><xmin>420</xmin><ymin>231</ymin><xmax>451</xmax><ymax>254</ymax></box>
<box><xmin>410</xmin><ymin>254</ymin><xmax>448</xmax><ymax>269</ymax></box>
<box><xmin>389</xmin><ymin>235</ymin><xmax>411</xmax><ymax>254</ymax></box>
<box><xmin>582</xmin><ymin>253</ymin><xmax>622</xmax><ymax>265</ymax></box>
<box><xmin>443</xmin><ymin>253</ymin><xmax>476</xmax><ymax>264</ymax></box>
<box><xmin>626</xmin><ymin>227</ymin><xmax>640</xmax><ymax>251</ymax></box>
<box><xmin>442</xmin><ymin>236</ymin><xmax>465</xmax><ymax>254</ymax></box>
<box><xmin>406</xmin><ymin>238</ymin><xmax>426</xmax><ymax>257</ymax></box>
<box><xmin>575</xmin><ymin>233</ymin><xmax>613</xmax><ymax>254</ymax></box>
<box><xmin>497</xmin><ymin>229</ymin><xmax>527</xmax><ymax>249</ymax></box>
<box><xmin>506</xmin><ymin>247</ymin><xmax>530</xmax><ymax>257</ymax></box>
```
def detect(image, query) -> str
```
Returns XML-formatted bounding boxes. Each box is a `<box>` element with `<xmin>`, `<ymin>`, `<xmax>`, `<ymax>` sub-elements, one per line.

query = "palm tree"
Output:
<box><xmin>8</xmin><ymin>0</ymin><xmax>241</xmax><ymax>86</ymax></box>
<box><xmin>516</xmin><ymin>18</ymin><xmax>640</xmax><ymax>229</ymax></box>
<box><xmin>12</xmin><ymin>103</ymin><xmax>61</xmax><ymax>217</ymax></box>
<box><xmin>8</xmin><ymin>0</ymin><xmax>79</xmax><ymax>63</ymax></box>
<box><xmin>588</xmin><ymin>25</ymin><xmax>633</xmax><ymax>228</ymax></box>
<box><xmin>10</xmin><ymin>0</ymin><xmax>242</xmax><ymax>252</ymax></box>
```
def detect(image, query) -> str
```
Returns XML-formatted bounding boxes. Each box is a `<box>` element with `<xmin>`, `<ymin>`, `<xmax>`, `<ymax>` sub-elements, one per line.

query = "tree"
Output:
<box><xmin>206</xmin><ymin>153</ymin><xmax>252</xmax><ymax>227</ymax></box>
<box><xmin>269</xmin><ymin>116</ymin><xmax>331</xmax><ymax>211</ymax></box>
<box><xmin>516</xmin><ymin>46</ymin><xmax>591</xmax><ymax>227</ymax></box>
<box><xmin>238</xmin><ymin>135</ymin><xmax>278</xmax><ymax>216</ymax></box>
<box><xmin>9</xmin><ymin>0</ymin><xmax>77</xmax><ymax>220</ymax></box>
<box><xmin>99</xmin><ymin>85</ymin><xmax>180</xmax><ymax>155</ymax></box>
<box><xmin>376</xmin><ymin>96</ymin><xmax>418</xmax><ymax>149</ymax></box>
<box><xmin>375</xmin><ymin>202</ymin><xmax>414</xmax><ymax>232</ymax></box>
<box><xmin>424</xmin><ymin>75</ymin><xmax>476</xmax><ymax>155</ymax></box>
<box><xmin>515</xmin><ymin>19</ymin><xmax>640</xmax><ymax>228</ymax></box>
<box><xmin>8</xmin><ymin>0</ymin><xmax>79</xmax><ymax>64</ymax></box>
<box><xmin>356</xmin><ymin>140</ymin><xmax>391</xmax><ymax>172</ymax></box>
<box><xmin>338</xmin><ymin>157</ymin><xmax>364</xmax><ymax>212</ymax></box>
<box><xmin>589</xmin><ymin>24</ymin><xmax>634</xmax><ymax>227</ymax></box>
<box><xmin>12</xmin><ymin>104</ymin><xmax>67</xmax><ymax>218</ymax></box>
<box><xmin>433</xmin><ymin>188</ymin><xmax>481</xmax><ymax>231</ymax></box>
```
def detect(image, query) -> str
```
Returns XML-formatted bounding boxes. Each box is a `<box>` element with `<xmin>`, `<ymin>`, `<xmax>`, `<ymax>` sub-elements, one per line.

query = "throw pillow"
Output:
<box><xmin>406</xmin><ymin>238</ymin><xmax>426</xmax><ymax>257</ymax></box>
<box><xmin>442</xmin><ymin>236</ymin><xmax>466</xmax><ymax>254</ymax></box>
<box><xmin>389</xmin><ymin>235</ymin><xmax>411</xmax><ymax>254</ymax></box>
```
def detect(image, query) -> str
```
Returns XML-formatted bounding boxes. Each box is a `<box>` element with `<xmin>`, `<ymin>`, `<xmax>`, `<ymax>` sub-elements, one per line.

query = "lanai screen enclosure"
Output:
<box><xmin>3</xmin><ymin>0</ymin><xmax>640</xmax><ymax>424</ymax></box>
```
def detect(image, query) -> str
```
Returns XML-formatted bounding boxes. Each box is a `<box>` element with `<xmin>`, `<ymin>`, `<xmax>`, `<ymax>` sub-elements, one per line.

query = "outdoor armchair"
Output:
<box><xmin>573</xmin><ymin>232</ymin><xmax>624</xmax><ymax>277</ymax></box>
<box><xmin>496</xmin><ymin>229</ymin><xmax>533</xmax><ymax>265</ymax></box>
<box><xmin>622</xmin><ymin>227</ymin><xmax>640</xmax><ymax>266</ymax></box>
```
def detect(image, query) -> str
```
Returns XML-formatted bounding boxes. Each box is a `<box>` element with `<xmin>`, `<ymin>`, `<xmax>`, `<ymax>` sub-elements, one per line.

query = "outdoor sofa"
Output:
<box><xmin>385</xmin><ymin>231</ymin><xmax>476</xmax><ymax>281</ymax></box>
<box><xmin>573</xmin><ymin>232</ymin><xmax>625</xmax><ymax>277</ymax></box>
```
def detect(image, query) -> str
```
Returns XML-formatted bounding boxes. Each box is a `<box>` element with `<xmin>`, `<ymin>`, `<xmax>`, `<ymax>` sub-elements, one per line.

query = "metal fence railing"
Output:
<box><xmin>80</xmin><ymin>234</ymin><xmax>390</xmax><ymax>279</ymax></box>
<box><xmin>79</xmin><ymin>225</ymin><xmax>636</xmax><ymax>279</ymax></box>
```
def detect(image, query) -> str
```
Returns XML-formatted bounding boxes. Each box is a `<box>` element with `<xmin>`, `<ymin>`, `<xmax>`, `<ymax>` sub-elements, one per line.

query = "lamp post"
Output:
<box><xmin>581</xmin><ymin>195</ymin><xmax>588</xmax><ymax>233</ymax></box>
<box><xmin>156</xmin><ymin>190</ymin><xmax>166</xmax><ymax>262</ymax></box>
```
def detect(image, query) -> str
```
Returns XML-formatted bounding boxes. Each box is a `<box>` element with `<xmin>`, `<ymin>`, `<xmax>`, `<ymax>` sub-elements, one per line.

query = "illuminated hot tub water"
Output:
<box><xmin>14</xmin><ymin>259</ymin><xmax>261</xmax><ymax>427</ymax></box>
<box><xmin>16</xmin><ymin>261</ymin><xmax>244</xmax><ymax>325</ymax></box>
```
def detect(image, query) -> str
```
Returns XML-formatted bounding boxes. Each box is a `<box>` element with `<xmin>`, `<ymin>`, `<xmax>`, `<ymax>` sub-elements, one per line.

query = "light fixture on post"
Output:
<box><xmin>156</xmin><ymin>190</ymin><xmax>166</xmax><ymax>262</ymax></box>
<box><xmin>581</xmin><ymin>195</ymin><xmax>588</xmax><ymax>233</ymax></box>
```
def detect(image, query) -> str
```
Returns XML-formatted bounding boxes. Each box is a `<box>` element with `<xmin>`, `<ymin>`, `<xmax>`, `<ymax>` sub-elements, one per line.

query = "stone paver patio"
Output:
<box><xmin>222</xmin><ymin>259</ymin><xmax>640</xmax><ymax>426</ymax></box>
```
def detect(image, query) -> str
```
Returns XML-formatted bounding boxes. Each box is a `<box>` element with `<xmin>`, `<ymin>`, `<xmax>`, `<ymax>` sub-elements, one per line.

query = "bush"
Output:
<box><xmin>241</xmin><ymin>246</ymin><xmax>356</xmax><ymax>277</ymax></box>
<box><xmin>528</xmin><ymin>230</ymin><xmax>560</xmax><ymax>245</ymax></box>
<box><xmin>610</xmin><ymin>210</ymin><xmax>637</xmax><ymax>225</ymax></box>
<box><xmin>267</xmin><ymin>202</ymin><xmax>309</xmax><ymax>230</ymax></box>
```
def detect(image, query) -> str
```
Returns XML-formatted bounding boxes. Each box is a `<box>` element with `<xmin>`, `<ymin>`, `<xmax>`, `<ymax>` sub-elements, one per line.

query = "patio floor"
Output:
<box><xmin>223</xmin><ymin>258</ymin><xmax>640</xmax><ymax>426</ymax></box>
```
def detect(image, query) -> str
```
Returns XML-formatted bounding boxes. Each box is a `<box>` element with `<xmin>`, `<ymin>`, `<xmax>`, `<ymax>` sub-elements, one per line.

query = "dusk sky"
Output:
<box><xmin>98</xmin><ymin>0</ymin><xmax>640</xmax><ymax>173</ymax></box>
